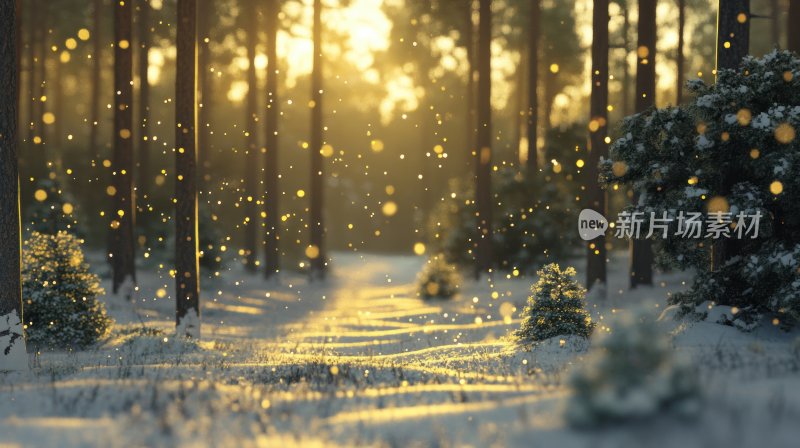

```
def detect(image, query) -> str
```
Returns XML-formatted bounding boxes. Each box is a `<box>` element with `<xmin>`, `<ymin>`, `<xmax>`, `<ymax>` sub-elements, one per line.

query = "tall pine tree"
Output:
<box><xmin>309</xmin><ymin>0</ymin><xmax>326</xmax><ymax>278</ymax></box>
<box><xmin>474</xmin><ymin>0</ymin><xmax>493</xmax><ymax>279</ymax></box>
<box><xmin>175</xmin><ymin>0</ymin><xmax>200</xmax><ymax>338</ymax></box>
<box><xmin>109</xmin><ymin>0</ymin><xmax>137</xmax><ymax>295</ymax></box>
<box><xmin>89</xmin><ymin>0</ymin><xmax>103</xmax><ymax>161</ymax></box>
<box><xmin>630</xmin><ymin>0</ymin><xmax>655</xmax><ymax>287</ymax></box>
<box><xmin>0</xmin><ymin>0</ymin><xmax>27</xmax><ymax>370</ymax></box>
<box><xmin>263</xmin><ymin>0</ymin><xmax>281</xmax><ymax>279</ymax></box>
<box><xmin>586</xmin><ymin>0</ymin><xmax>609</xmax><ymax>293</ymax></box>
<box><xmin>137</xmin><ymin>0</ymin><xmax>151</xmax><ymax>237</ymax></box>
<box><xmin>243</xmin><ymin>0</ymin><xmax>259</xmax><ymax>272</ymax></box>
<box><xmin>526</xmin><ymin>0</ymin><xmax>540</xmax><ymax>170</ymax></box>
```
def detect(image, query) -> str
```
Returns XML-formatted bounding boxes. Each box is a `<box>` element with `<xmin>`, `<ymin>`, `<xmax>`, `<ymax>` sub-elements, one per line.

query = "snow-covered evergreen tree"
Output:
<box><xmin>602</xmin><ymin>50</ymin><xmax>800</xmax><ymax>327</ymax></box>
<box><xmin>22</xmin><ymin>231</ymin><xmax>112</xmax><ymax>349</ymax></box>
<box><xmin>565</xmin><ymin>308</ymin><xmax>699</xmax><ymax>427</ymax></box>
<box><xmin>515</xmin><ymin>263</ymin><xmax>594</xmax><ymax>343</ymax></box>
<box><xmin>416</xmin><ymin>255</ymin><xmax>461</xmax><ymax>299</ymax></box>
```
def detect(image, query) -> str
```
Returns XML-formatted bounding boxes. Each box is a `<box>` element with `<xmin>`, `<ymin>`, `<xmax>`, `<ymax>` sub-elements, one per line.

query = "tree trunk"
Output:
<box><xmin>110</xmin><ymin>0</ymin><xmax>136</xmax><ymax>295</ymax></box>
<box><xmin>474</xmin><ymin>0</ymin><xmax>493</xmax><ymax>279</ymax></box>
<box><xmin>137</xmin><ymin>0</ymin><xmax>151</xmax><ymax>236</ymax></box>
<box><xmin>514</xmin><ymin>47</ymin><xmax>524</xmax><ymax>166</ymax></box>
<box><xmin>309</xmin><ymin>0</ymin><xmax>326</xmax><ymax>279</ymax></box>
<box><xmin>25</xmin><ymin>0</ymin><xmax>35</xmax><ymax>146</ymax></box>
<box><xmin>197</xmin><ymin>0</ymin><xmax>212</xmax><ymax>187</ymax></box>
<box><xmin>712</xmin><ymin>0</ymin><xmax>749</xmax><ymax>272</ymax></box>
<box><xmin>716</xmin><ymin>0</ymin><xmax>750</xmax><ymax>71</ymax></box>
<box><xmin>89</xmin><ymin>0</ymin><xmax>103</xmax><ymax>160</ymax></box>
<box><xmin>630</xmin><ymin>0</ymin><xmax>655</xmax><ymax>288</ymax></box>
<box><xmin>418</xmin><ymin>102</ymin><xmax>432</xmax><ymax>221</ymax></box>
<box><xmin>542</xmin><ymin>71</ymin><xmax>555</xmax><ymax>138</ymax></box>
<box><xmin>771</xmin><ymin>0</ymin><xmax>780</xmax><ymax>48</ymax></box>
<box><xmin>51</xmin><ymin>43</ymin><xmax>63</xmax><ymax>173</ymax></box>
<box><xmin>175</xmin><ymin>0</ymin><xmax>200</xmax><ymax>338</ymax></box>
<box><xmin>15</xmin><ymin>0</ymin><xmax>20</xmax><ymax>109</ymax></box>
<box><xmin>526</xmin><ymin>0</ymin><xmax>539</xmax><ymax>171</ymax></box>
<box><xmin>417</xmin><ymin>1</ymin><xmax>433</xmax><ymax>223</ymax></box>
<box><xmin>263</xmin><ymin>0</ymin><xmax>280</xmax><ymax>279</ymax></box>
<box><xmin>622</xmin><ymin>6</ymin><xmax>631</xmax><ymax>117</ymax></box>
<box><xmin>676</xmin><ymin>0</ymin><xmax>685</xmax><ymax>104</ymax></box>
<box><xmin>0</xmin><ymin>0</ymin><xmax>26</xmax><ymax>371</ymax></box>
<box><xmin>790</xmin><ymin>0</ymin><xmax>800</xmax><ymax>53</ymax></box>
<box><xmin>586</xmin><ymin>0</ymin><xmax>609</xmax><ymax>292</ymax></box>
<box><xmin>25</xmin><ymin>0</ymin><xmax>47</xmax><ymax>180</ymax></box>
<box><xmin>35</xmin><ymin>1</ymin><xmax>46</xmax><ymax>149</ymax></box>
<box><xmin>243</xmin><ymin>0</ymin><xmax>259</xmax><ymax>272</ymax></box>
<box><xmin>464</xmin><ymin>2</ymin><xmax>475</xmax><ymax>170</ymax></box>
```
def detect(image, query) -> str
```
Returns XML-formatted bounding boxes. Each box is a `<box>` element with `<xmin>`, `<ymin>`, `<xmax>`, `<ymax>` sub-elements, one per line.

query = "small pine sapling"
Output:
<box><xmin>416</xmin><ymin>255</ymin><xmax>461</xmax><ymax>299</ymax></box>
<box><xmin>515</xmin><ymin>263</ymin><xmax>594</xmax><ymax>343</ymax></box>
<box><xmin>22</xmin><ymin>231</ymin><xmax>113</xmax><ymax>349</ymax></box>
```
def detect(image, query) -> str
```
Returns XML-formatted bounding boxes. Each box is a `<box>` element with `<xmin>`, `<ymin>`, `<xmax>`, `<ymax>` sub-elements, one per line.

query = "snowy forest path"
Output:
<box><xmin>0</xmin><ymin>253</ymin><xmax>561</xmax><ymax>446</ymax></box>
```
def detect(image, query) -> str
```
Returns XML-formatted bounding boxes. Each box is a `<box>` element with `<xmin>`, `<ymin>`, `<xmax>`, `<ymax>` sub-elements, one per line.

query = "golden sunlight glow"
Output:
<box><xmin>280</xmin><ymin>0</ymin><xmax>390</xmax><ymax>87</ymax></box>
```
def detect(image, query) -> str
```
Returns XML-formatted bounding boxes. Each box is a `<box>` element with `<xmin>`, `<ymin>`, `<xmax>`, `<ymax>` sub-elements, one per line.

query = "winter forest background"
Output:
<box><xmin>1</xmin><ymin>0</ymin><xmax>800</xmax><ymax>446</ymax></box>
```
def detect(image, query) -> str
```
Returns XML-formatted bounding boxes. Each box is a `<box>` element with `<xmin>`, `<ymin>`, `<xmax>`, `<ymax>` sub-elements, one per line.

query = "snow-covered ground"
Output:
<box><xmin>1</xmin><ymin>251</ymin><xmax>800</xmax><ymax>447</ymax></box>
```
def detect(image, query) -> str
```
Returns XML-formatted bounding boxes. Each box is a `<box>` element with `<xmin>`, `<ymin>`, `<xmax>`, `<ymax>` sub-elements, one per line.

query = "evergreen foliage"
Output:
<box><xmin>22</xmin><ymin>231</ymin><xmax>112</xmax><ymax>349</ymax></box>
<box><xmin>601</xmin><ymin>50</ymin><xmax>800</xmax><ymax>327</ymax></box>
<box><xmin>416</xmin><ymin>255</ymin><xmax>461</xmax><ymax>299</ymax></box>
<box><xmin>515</xmin><ymin>263</ymin><xmax>594</xmax><ymax>343</ymax></box>
<box><xmin>566</xmin><ymin>308</ymin><xmax>699</xmax><ymax>427</ymax></box>
<box><xmin>429</xmin><ymin>167</ymin><xmax>580</xmax><ymax>273</ymax></box>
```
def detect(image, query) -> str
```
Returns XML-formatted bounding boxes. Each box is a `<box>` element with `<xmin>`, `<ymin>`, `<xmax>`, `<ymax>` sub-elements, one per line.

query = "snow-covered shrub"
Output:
<box><xmin>22</xmin><ymin>231</ymin><xmax>112</xmax><ymax>349</ymax></box>
<box><xmin>416</xmin><ymin>255</ymin><xmax>461</xmax><ymax>299</ymax></box>
<box><xmin>515</xmin><ymin>263</ymin><xmax>594</xmax><ymax>343</ymax></box>
<box><xmin>429</xmin><ymin>167</ymin><xmax>580</xmax><ymax>273</ymax></box>
<box><xmin>601</xmin><ymin>50</ymin><xmax>800</xmax><ymax>327</ymax></box>
<box><xmin>565</xmin><ymin>308</ymin><xmax>699</xmax><ymax>427</ymax></box>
